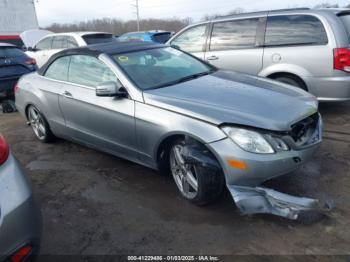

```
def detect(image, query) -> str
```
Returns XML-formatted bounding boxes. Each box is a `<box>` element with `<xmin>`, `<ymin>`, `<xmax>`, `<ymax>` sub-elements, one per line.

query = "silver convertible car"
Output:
<box><xmin>15</xmin><ymin>42</ymin><xmax>326</xmax><ymax>219</ymax></box>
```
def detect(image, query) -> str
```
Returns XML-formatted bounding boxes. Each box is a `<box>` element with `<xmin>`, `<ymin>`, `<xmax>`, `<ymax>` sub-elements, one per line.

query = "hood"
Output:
<box><xmin>143</xmin><ymin>71</ymin><xmax>318</xmax><ymax>131</ymax></box>
<box><xmin>20</xmin><ymin>29</ymin><xmax>53</xmax><ymax>48</ymax></box>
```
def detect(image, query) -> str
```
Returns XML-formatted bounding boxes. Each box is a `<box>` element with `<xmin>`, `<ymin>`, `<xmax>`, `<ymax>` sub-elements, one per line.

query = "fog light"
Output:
<box><xmin>227</xmin><ymin>159</ymin><xmax>247</xmax><ymax>170</ymax></box>
<box><xmin>11</xmin><ymin>245</ymin><xmax>32</xmax><ymax>262</ymax></box>
<box><xmin>293</xmin><ymin>157</ymin><xmax>302</xmax><ymax>163</ymax></box>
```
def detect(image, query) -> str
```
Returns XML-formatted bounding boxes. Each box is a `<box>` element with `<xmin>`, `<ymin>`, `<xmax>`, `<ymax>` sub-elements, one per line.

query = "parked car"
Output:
<box><xmin>168</xmin><ymin>8</ymin><xmax>350</xmax><ymax>102</ymax></box>
<box><xmin>16</xmin><ymin>42</ymin><xmax>324</xmax><ymax>219</ymax></box>
<box><xmin>0</xmin><ymin>134</ymin><xmax>42</xmax><ymax>261</ymax></box>
<box><xmin>0</xmin><ymin>43</ymin><xmax>37</xmax><ymax>113</ymax></box>
<box><xmin>25</xmin><ymin>32</ymin><xmax>116</xmax><ymax>67</ymax></box>
<box><xmin>118</xmin><ymin>31</ymin><xmax>174</xmax><ymax>44</ymax></box>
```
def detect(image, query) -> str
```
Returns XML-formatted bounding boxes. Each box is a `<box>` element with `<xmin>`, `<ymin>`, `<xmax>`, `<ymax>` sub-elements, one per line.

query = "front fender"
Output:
<box><xmin>135</xmin><ymin>102</ymin><xmax>226</xmax><ymax>166</ymax></box>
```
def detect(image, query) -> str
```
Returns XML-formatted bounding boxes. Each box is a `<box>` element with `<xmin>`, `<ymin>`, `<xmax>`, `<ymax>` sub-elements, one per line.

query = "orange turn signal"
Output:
<box><xmin>227</xmin><ymin>159</ymin><xmax>247</xmax><ymax>170</ymax></box>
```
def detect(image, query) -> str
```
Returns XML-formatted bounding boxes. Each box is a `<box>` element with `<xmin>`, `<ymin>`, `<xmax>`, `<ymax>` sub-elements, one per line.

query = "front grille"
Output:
<box><xmin>290</xmin><ymin>113</ymin><xmax>319</xmax><ymax>146</ymax></box>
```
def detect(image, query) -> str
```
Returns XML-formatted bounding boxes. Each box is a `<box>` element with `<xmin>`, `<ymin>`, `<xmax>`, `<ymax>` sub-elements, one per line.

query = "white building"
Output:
<box><xmin>0</xmin><ymin>0</ymin><xmax>39</xmax><ymax>45</ymax></box>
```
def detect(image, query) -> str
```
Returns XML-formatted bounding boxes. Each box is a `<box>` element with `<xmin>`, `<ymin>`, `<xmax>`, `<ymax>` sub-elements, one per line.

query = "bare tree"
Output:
<box><xmin>227</xmin><ymin>7</ymin><xmax>245</xmax><ymax>15</ymax></box>
<box><xmin>313</xmin><ymin>3</ymin><xmax>339</xmax><ymax>8</ymax></box>
<box><xmin>201</xmin><ymin>7</ymin><xmax>245</xmax><ymax>21</ymax></box>
<box><xmin>46</xmin><ymin>17</ymin><xmax>191</xmax><ymax>35</ymax></box>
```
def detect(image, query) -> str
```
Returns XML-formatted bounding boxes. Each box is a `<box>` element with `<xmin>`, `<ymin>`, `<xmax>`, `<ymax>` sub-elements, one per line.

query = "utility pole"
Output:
<box><xmin>131</xmin><ymin>0</ymin><xmax>140</xmax><ymax>31</ymax></box>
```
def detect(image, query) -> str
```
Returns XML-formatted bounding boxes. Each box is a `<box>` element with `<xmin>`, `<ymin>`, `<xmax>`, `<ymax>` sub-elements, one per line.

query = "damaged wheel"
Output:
<box><xmin>169</xmin><ymin>139</ymin><xmax>225</xmax><ymax>206</ymax></box>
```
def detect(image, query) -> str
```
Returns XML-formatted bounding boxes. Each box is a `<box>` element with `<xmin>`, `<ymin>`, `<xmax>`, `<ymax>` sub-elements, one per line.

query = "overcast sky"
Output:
<box><xmin>35</xmin><ymin>0</ymin><xmax>348</xmax><ymax>27</ymax></box>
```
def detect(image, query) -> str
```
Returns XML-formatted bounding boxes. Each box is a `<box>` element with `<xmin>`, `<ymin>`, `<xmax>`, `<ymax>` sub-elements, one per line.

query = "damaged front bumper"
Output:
<box><xmin>228</xmin><ymin>185</ymin><xmax>332</xmax><ymax>220</ymax></box>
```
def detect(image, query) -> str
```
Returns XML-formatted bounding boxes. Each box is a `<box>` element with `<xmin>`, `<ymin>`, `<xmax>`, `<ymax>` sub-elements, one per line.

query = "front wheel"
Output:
<box><xmin>27</xmin><ymin>105</ymin><xmax>54</xmax><ymax>143</ymax></box>
<box><xmin>169</xmin><ymin>139</ymin><xmax>224</xmax><ymax>206</ymax></box>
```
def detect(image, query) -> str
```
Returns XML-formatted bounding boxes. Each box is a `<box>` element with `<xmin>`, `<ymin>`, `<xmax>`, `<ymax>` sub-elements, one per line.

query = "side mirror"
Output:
<box><xmin>96</xmin><ymin>81</ymin><xmax>128</xmax><ymax>98</ymax></box>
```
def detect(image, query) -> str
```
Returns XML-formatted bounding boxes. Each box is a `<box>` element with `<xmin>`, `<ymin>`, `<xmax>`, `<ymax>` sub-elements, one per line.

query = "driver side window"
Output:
<box><xmin>68</xmin><ymin>55</ymin><xmax>117</xmax><ymax>87</ymax></box>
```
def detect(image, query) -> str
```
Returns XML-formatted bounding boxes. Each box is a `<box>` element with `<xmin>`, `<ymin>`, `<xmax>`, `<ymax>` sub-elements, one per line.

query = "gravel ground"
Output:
<box><xmin>0</xmin><ymin>102</ymin><xmax>349</xmax><ymax>260</ymax></box>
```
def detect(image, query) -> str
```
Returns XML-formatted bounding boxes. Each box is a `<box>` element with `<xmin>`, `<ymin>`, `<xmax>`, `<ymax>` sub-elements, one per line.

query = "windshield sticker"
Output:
<box><xmin>118</xmin><ymin>56</ymin><xmax>129</xmax><ymax>62</ymax></box>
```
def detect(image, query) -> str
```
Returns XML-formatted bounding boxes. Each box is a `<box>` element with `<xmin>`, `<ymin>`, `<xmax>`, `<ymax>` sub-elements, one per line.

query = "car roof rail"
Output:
<box><xmin>214</xmin><ymin>7</ymin><xmax>310</xmax><ymax>19</ymax></box>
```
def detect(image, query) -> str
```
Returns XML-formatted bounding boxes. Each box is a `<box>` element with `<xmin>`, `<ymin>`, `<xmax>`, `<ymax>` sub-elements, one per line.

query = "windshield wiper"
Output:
<box><xmin>151</xmin><ymin>70</ymin><xmax>216</xmax><ymax>90</ymax></box>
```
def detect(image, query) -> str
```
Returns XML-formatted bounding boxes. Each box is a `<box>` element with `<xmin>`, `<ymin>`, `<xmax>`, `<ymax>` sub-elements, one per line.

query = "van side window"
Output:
<box><xmin>171</xmin><ymin>25</ymin><xmax>207</xmax><ymax>53</ymax></box>
<box><xmin>265</xmin><ymin>15</ymin><xmax>328</xmax><ymax>46</ymax></box>
<box><xmin>52</xmin><ymin>36</ymin><xmax>67</xmax><ymax>49</ymax></box>
<box><xmin>210</xmin><ymin>18</ymin><xmax>259</xmax><ymax>50</ymax></box>
<box><xmin>67</xmin><ymin>36</ymin><xmax>78</xmax><ymax>48</ymax></box>
<box><xmin>35</xmin><ymin>37</ymin><xmax>53</xmax><ymax>50</ymax></box>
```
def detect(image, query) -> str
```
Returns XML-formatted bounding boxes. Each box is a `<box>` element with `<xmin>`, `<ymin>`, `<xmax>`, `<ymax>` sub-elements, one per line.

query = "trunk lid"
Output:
<box><xmin>20</xmin><ymin>29</ymin><xmax>53</xmax><ymax>48</ymax></box>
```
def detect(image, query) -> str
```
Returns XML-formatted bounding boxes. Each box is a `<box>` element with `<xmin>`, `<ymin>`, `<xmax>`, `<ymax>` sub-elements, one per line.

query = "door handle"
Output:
<box><xmin>207</xmin><ymin>55</ymin><xmax>219</xmax><ymax>61</ymax></box>
<box><xmin>62</xmin><ymin>91</ymin><xmax>73</xmax><ymax>98</ymax></box>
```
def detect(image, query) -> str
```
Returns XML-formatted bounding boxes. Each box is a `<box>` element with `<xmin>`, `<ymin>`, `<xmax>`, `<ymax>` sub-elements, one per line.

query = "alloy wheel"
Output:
<box><xmin>170</xmin><ymin>144</ymin><xmax>199</xmax><ymax>199</ymax></box>
<box><xmin>28</xmin><ymin>107</ymin><xmax>47</xmax><ymax>140</ymax></box>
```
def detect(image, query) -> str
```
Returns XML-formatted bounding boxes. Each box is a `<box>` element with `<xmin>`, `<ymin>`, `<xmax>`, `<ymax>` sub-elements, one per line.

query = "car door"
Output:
<box><xmin>204</xmin><ymin>17</ymin><xmax>266</xmax><ymax>75</ymax></box>
<box><xmin>28</xmin><ymin>36</ymin><xmax>53</xmax><ymax>67</ymax></box>
<box><xmin>59</xmin><ymin>54</ymin><xmax>137</xmax><ymax>159</ymax></box>
<box><xmin>169</xmin><ymin>24</ymin><xmax>209</xmax><ymax>59</ymax></box>
<box><xmin>262</xmin><ymin>14</ymin><xmax>331</xmax><ymax>89</ymax></box>
<box><xmin>35</xmin><ymin>56</ymin><xmax>70</xmax><ymax>136</ymax></box>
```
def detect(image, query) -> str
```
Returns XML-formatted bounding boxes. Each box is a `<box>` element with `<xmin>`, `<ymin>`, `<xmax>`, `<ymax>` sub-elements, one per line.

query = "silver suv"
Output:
<box><xmin>168</xmin><ymin>8</ymin><xmax>350</xmax><ymax>101</ymax></box>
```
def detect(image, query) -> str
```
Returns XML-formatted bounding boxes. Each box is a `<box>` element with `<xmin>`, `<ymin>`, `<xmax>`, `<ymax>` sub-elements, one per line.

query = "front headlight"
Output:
<box><xmin>221</xmin><ymin>127</ymin><xmax>275</xmax><ymax>154</ymax></box>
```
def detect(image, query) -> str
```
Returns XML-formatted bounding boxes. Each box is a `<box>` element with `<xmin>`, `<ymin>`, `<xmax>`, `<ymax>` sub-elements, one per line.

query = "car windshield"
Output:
<box><xmin>0</xmin><ymin>47</ymin><xmax>24</xmax><ymax>58</ymax></box>
<box><xmin>112</xmin><ymin>47</ymin><xmax>214</xmax><ymax>90</ymax></box>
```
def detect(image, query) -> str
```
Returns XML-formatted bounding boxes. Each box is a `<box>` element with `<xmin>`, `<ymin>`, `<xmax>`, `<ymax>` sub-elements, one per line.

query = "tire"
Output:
<box><xmin>27</xmin><ymin>105</ymin><xmax>55</xmax><ymax>143</ymax></box>
<box><xmin>1</xmin><ymin>100</ymin><xmax>17</xmax><ymax>113</ymax></box>
<box><xmin>273</xmin><ymin>75</ymin><xmax>307</xmax><ymax>91</ymax></box>
<box><xmin>169</xmin><ymin>138</ymin><xmax>225</xmax><ymax>206</ymax></box>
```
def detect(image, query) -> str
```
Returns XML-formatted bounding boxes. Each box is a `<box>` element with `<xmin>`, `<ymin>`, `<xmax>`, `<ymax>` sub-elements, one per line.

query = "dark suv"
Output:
<box><xmin>0</xmin><ymin>43</ymin><xmax>37</xmax><ymax>112</ymax></box>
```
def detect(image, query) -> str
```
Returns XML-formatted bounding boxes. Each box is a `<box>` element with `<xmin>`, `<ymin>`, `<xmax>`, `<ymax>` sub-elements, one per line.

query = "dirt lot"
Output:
<box><xmin>0</xmin><ymin>102</ymin><xmax>350</xmax><ymax>258</ymax></box>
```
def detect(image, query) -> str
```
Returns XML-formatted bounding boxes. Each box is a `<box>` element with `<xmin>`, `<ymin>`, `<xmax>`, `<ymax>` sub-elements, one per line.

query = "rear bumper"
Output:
<box><xmin>305</xmin><ymin>75</ymin><xmax>350</xmax><ymax>101</ymax></box>
<box><xmin>0</xmin><ymin>154</ymin><xmax>42</xmax><ymax>260</ymax></box>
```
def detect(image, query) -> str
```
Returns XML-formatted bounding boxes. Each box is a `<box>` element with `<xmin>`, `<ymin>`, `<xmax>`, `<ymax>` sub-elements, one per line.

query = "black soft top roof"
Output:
<box><xmin>38</xmin><ymin>41</ymin><xmax>166</xmax><ymax>75</ymax></box>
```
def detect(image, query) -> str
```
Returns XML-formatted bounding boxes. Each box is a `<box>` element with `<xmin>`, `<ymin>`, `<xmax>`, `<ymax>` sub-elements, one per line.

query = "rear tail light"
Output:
<box><xmin>10</xmin><ymin>245</ymin><xmax>33</xmax><ymax>262</ymax></box>
<box><xmin>334</xmin><ymin>48</ymin><xmax>350</xmax><ymax>72</ymax></box>
<box><xmin>25</xmin><ymin>58</ymin><xmax>36</xmax><ymax>65</ymax></box>
<box><xmin>14</xmin><ymin>84</ymin><xmax>19</xmax><ymax>93</ymax></box>
<box><xmin>0</xmin><ymin>134</ymin><xmax>9</xmax><ymax>165</ymax></box>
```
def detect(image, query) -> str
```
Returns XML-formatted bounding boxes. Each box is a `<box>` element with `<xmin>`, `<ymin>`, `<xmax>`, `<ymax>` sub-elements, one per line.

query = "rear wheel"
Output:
<box><xmin>27</xmin><ymin>105</ymin><xmax>54</xmax><ymax>143</ymax></box>
<box><xmin>169</xmin><ymin>139</ymin><xmax>224</xmax><ymax>206</ymax></box>
<box><xmin>273</xmin><ymin>75</ymin><xmax>307</xmax><ymax>91</ymax></box>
